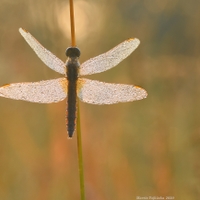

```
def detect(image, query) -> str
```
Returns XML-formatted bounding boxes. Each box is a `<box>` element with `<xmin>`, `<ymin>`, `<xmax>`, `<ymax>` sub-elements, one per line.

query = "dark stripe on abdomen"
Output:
<box><xmin>67</xmin><ymin>78</ymin><xmax>77</xmax><ymax>137</ymax></box>
<box><xmin>66</xmin><ymin>58</ymin><xmax>79</xmax><ymax>138</ymax></box>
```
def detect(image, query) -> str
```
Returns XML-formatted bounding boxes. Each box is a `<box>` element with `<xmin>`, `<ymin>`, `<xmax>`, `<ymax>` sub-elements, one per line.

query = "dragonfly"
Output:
<box><xmin>0</xmin><ymin>28</ymin><xmax>147</xmax><ymax>137</ymax></box>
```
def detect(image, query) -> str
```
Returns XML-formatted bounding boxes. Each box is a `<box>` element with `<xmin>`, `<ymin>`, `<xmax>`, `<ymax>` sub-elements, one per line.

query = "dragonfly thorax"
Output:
<box><xmin>65</xmin><ymin>47</ymin><xmax>80</xmax><ymax>81</ymax></box>
<box><xmin>65</xmin><ymin>47</ymin><xmax>80</xmax><ymax>58</ymax></box>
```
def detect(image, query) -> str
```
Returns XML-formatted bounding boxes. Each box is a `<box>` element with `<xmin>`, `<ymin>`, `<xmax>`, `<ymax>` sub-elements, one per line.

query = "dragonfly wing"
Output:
<box><xmin>79</xmin><ymin>38</ymin><xmax>140</xmax><ymax>76</ymax></box>
<box><xmin>0</xmin><ymin>78</ymin><xmax>68</xmax><ymax>103</ymax></box>
<box><xmin>19</xmin><ymin>28</ymin><xmax>66</xmax><ymax>75</ymax></box>
<box><xmin>77</xmin><ymin>78</ymin><xmax>147</xmax><ymax>105</ymax></box>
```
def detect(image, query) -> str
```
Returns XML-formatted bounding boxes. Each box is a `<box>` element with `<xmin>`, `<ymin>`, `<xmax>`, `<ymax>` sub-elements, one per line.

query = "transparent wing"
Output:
<box><xmin>77</xmin><ymin>78</ymin><xmax>147</xmax><ymax>105</ymax></box>
<box><xmin>19</xmin><ymin>28</ymin><xmax>66</xmax><ymax>75</ymax></box>
<box><xmin>79</xmin><ymin>38</ymin><xmax>140</xmax><ymax>76</ymax></box>
<box><xmin>0</xmin><ymin>78</ymin><xmax>68</xmax><ymax>103</ymax></box>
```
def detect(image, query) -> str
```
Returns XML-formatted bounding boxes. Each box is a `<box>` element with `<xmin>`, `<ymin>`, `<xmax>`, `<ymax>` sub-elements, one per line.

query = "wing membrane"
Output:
<box><xmin>19</xmin><ymin>28</ymin><xmax>66</xmax><ymax>75</ymax></box>
<box><xmin>0</xmin><ymin>78</ymin><xmax>67</xmax><ymax>103</ymax></box>
<box><xmin>77</xmin><ymin>78</ymin><xmax>147</xmax><ymax>105</ymax></box>
<box><xmin>79</xmin><ymin>38</ymin><xmax>140</xmax><ymax>76</ymax></box>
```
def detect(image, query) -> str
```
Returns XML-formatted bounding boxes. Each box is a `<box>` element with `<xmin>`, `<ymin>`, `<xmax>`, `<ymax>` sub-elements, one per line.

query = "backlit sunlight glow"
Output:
<box><xmin>56</xmin><ymin>0</ymin><xmax>104</xmax><ymax>41</ymax></box>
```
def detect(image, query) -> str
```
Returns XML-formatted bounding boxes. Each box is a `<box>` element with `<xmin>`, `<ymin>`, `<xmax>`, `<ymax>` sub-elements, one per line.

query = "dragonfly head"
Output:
<box><xmin>65</xmin><ymin>47</ymin><xmax>81</xmax><ymax>58</ymax></box>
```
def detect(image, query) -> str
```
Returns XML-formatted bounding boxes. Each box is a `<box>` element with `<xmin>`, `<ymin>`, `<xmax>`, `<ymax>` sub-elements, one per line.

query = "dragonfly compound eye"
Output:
<box><xmin>65</xmin><ymin>47</ymin><xmax>81</xmax><ymax>58</ymax></box>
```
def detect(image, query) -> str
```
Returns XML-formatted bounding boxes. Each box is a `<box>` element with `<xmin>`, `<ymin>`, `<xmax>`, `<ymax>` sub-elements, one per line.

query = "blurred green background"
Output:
<box><xmin>0</xmin><ymin>0</ymin><xmax>199</xmax><ymax>199</ymax></box>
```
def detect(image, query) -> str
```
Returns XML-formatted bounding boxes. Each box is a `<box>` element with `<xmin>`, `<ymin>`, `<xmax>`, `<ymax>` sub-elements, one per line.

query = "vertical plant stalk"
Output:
<box><xmin>68</xmin><ymin>0</ymin><xmax>85</xmax><ymax>199</ymax></box>
<box><xmin>77</xmin><ymin>102</ymin><xmax>85</xmax><ymax>200</ymax></box>
<box><xmin>69</xmin><ymin>0</ymin><xmax>76</xmax><ymax>47</ymax></box>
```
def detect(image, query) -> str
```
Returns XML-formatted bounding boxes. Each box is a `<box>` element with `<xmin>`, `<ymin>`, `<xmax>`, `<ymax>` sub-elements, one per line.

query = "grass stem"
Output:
<box><xmin>76</xmin><ymin>102</ymin><xmax>85</xmax><ymax>200</ymax></box>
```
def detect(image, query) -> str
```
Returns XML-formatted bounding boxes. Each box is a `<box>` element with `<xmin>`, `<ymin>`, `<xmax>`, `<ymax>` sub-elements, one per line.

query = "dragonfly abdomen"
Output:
<box><xmin>66</xmin><ymin>47</ymin><xmax>80</xmax><ymax>137</ymax></box>
<box><xmin>66</xmin><ymin>77</ymin><xmax>77</xmax><ymax>137</ymax></box>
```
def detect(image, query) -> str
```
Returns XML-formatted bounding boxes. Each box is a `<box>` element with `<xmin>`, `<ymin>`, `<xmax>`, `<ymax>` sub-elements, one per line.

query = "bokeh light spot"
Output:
<box><xmin>56</xmin><ymin>0</ymin><xmax>104</xmax><ymax>42</ymax></box>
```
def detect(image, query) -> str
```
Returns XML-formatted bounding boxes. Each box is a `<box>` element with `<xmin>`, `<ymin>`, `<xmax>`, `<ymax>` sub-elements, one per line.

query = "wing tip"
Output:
<box><xmin>19</xmin><ymin>27</ymin><xmax>28</xmax><ymax>35</ymax></box>
<box><xmin>144</xmin><ymin>91</ymin><xmax>148</xmax><ymax>98</ymax></box>
<box><xmin>135</xmin><ymin>86</ymin><xmax>148</xmax><ymax>99</ymax></box>
<box><xmin>127</xmin><ymin>38</ymin><xmax>140</xmax><ymax>46</ymax></box>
